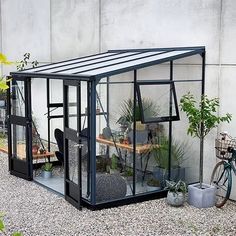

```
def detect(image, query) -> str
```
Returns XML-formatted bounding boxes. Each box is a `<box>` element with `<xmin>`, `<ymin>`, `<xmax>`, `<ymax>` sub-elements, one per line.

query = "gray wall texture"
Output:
<box><xmin>1</xmin><ymin>0</ymin><xmax>236</xmax><ymax>199</ymax></box>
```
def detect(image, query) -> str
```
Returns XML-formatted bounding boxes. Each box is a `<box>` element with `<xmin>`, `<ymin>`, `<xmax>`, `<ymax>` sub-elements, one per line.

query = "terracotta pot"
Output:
<box><xmin>32</xmin><ymin>145</ymin><xmax>39</xmax><ymax>155</ymax></box>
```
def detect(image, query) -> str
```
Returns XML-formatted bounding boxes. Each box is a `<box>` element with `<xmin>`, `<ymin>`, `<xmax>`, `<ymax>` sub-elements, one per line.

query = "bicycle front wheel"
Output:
<box><xmin>211</xmin><ymin>161</ymin><xmax>232</xmax><ymax>208</ymax></box>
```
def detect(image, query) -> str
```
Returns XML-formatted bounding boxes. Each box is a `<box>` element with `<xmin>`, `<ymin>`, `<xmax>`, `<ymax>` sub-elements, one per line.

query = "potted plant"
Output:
<box><xmin>147</xmin><ymin>178</ymin><xmax>161</xmax><ymax>191</ymax></box>
<box><xmin>41</xmin><ymin>162</ymin><xmax>53</xmax><ymax>178</ymax></box>
<box><xmin>180</xmin><ymin>92</ymin><xmax>232</xmax><ymax>208</ymax></box>
<box><xmin>152</xmin><ymin>136</ymin><xmax>188</xmax><ymax>187</ymax></box>
<box><xmin>165</xmin><ymin>180</ymin><xmax>187</xmax><ymax>207</ymax></box>
<box><xmin>117</xmin><ymin>98</ymin><xmax>159</xmax><ymax>131</ymax></box>
<box><xmin>109</xmin><ymin>154</ymin><xmax>120</xmax><ymax>174</ymax></box>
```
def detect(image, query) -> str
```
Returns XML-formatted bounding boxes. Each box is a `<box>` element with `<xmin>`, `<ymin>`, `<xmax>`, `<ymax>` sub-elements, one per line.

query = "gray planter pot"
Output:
<box><xmin>147</xmin><ymin>185</ymin><xmax>161</xmax><ymax>192</ymax></box>
<box><xmin>153</xmin><ymin>166</ymin><xmax>185</xmax><ymax>188</ymax></box>
<box><xmin>188</xmin><ymin>183</ymin><xmax>216</xmax><ymax>208</ymax></box>
<box><xmin>41</xmin><ymin>170</ymin><xmax>52</xmax><ymax>179</ymax></box>
<box><xmin>166</xmin><ymin>191</ymin><xmax>185</xmax><ymax>206</ymax></box>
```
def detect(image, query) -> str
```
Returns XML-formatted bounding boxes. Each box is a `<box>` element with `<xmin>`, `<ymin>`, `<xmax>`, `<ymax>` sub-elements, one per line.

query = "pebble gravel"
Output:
<box><xmin>1</xmin><ymin>153</ymin><xmax>236</xmax><ymax>236</ymax></box>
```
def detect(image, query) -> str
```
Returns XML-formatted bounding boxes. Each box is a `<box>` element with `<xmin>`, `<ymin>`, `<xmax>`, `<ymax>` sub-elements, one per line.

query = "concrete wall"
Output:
<box><xmin>1</xmin><ymin>0</ymin><xmax>236</xmax><ymax>198</ymax></box>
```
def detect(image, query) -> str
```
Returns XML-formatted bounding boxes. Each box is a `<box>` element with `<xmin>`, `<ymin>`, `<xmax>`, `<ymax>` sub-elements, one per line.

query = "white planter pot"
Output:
<box><xmin>41</xmin><ymin>170</ymin><xmax>52</xmax><ymax>179</ymax></box>
<box><xmin>166</xmin><ymin>191</ymin><xmax>185</xmax><ymax>206</ymax></box>
<box><xmin>110</xmin><ymin>169</ymin><xmax>120</xmax><ymax>175</ymax></box>
<box><xmin>147</xmin><ymin>185</ymin><xmax>161</xmax><ymax>192</ymax></box>
<box><xmin>188</xmin><ymin>183</ymin><xmax>216</xmax><ymax>208</ymax></box>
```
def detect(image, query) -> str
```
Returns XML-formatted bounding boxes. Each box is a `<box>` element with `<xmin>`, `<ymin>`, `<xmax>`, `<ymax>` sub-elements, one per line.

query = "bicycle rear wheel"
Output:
<box><xmin>211</xmin><ymin>161</ymin><xmax>232</xmax><ymax>208</ymax></box>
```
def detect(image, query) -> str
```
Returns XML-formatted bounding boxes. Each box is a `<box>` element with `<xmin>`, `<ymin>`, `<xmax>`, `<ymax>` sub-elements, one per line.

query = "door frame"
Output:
<box><xmin>63</xmin><ymin>80</ymin><xmax>82</xmax><ymax>209</ymax></box>
<box><xmin>7</xmin><ymin>77</ymin><xmax>33</xmax><ymax>180</ymax></box>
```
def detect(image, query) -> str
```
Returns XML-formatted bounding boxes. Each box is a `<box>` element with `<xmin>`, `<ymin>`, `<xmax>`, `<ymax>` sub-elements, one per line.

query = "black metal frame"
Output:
<box><xmin>7</xmin><ymin>47</ymin><xmax>205</xmax><ymax>210</ymax></box>
<box><xmin>7</xmin><ymin>76</ymin><xmax>33</xmax><ymax>180</ymax></box>
<box><xmin>136</xmin><ymin>80</ymin><xmax>180</xmax><ymax>123</ymax></box>
<box><xmin>63</xmin><ymin>80</ymin><xmax>82</xmax><ymax>210</ymax></box>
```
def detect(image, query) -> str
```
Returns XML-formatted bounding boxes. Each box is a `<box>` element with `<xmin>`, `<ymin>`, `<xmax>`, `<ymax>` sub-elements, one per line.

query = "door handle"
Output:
<box><xmin>74</xmin><ymin>144</ymin><xmax>84</xmax><ymax>148</ymax></box>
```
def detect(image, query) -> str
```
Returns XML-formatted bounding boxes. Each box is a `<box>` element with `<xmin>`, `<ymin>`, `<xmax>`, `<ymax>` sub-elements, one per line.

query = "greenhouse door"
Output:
<box><xmin>63</xmin><ymin>80</ymin><xmax>83</xmax><ymax>209</ymax></box>
<box><xmin>7</xmin><ymin>78</ymin><xmax>33</xmax><ymax>180</ymax></box>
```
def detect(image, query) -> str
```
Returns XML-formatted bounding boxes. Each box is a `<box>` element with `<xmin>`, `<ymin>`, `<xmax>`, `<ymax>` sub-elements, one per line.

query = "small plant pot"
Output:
<box><xmin>32</xmin><ymin>145</ymin><xmax>39</xmax><ymax>155</ymax></box>
<box><xmin>166</xmin><ymin>191</ymin><xmax>185</xmax><ymax>207</ymax></box>
<box><xmin>110</xmin><ymin>169</ymin><xmax>120</xmax><ymax>175</ymax></box>
<box><xmin>41</xmin><ymin>170</ymin><xmax>52</xmax><ymax>179</ymax></box>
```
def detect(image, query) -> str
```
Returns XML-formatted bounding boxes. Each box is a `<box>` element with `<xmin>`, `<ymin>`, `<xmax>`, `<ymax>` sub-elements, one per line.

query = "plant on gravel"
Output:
<box><xmin>0</xmin><ymin>212</ymin><xmax>23</xmax><ymax>236</ymax></box>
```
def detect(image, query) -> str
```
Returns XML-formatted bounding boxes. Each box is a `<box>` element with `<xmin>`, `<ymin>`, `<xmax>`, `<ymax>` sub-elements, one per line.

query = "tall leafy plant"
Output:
<box><xmin>180</xmin><ymin>92</ymin><xmax>232</xmax><ymax>188</ymax></box>
<box><xmin>117</xmin><ymin>98</ymin><xmax>158</xmax><ymax>126</ymax></box>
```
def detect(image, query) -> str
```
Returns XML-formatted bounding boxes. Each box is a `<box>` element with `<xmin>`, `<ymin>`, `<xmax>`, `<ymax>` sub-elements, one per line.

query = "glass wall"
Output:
<box><xmin>94</xmin><ymin>57</ymin><xmax>203</xmax><ymax>204</ymax></box>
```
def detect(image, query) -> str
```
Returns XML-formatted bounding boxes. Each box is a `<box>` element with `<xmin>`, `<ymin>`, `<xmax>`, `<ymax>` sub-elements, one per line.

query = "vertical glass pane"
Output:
<box><xmin>68</xmin><ymin>86</ymin><xmax>77</xmax><ymax>130</ymax></box>
<box><xmin>11</xmin><ymin>81</ymin><xmax>25</xmax><ymax>117</ymax></box>
<box><xmin>50</xmin><ymin>80</ymin><xmax>63</xmax><ymax>103</ymax></box>
<box><xmin>81</xmin><ymin>134</ymin><xmax>89</xmax><ymax>199</ymax></box>
<box><xmin>11</xmin><ymin>124</ymin><xmax>26</xmax><ymax>160</ymax></box>
<box><xmin>68</xmin><ymin>139</ymin><xmax>79</xmax><ymax>184</ymax></box>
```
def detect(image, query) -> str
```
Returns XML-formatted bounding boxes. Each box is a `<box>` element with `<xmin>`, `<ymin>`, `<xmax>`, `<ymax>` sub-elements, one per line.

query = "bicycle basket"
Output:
<box><xmin>215</xmin><ymin>138</ymin><xmax>236</xmax><ymax>160</ymax></box>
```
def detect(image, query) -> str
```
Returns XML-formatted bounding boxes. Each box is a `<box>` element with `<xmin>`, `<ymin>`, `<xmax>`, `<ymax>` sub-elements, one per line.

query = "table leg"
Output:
<box><xmin>142</xmin><ymin>152</ymin><xmax>151</xmax><ymax>183</ymax></box>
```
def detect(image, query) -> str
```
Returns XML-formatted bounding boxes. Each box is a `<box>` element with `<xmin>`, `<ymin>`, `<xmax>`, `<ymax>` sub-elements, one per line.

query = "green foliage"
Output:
<box><xmin>16</xmin><ymin>53</ymin><xmax>38</xmax><ymax>71</ymax></box>
<box><xmin>152</xmin><ymin>137</ymin><xmax>188</xmax><ymax>169</ymax></box>
<box><xmin>147</xmin><ymin>178</ymin><xmax>160</xmax><ymax>187</ymax></box>
<box><xmin>165</xmin><ymin>180</ymin><xmax>187</xmax><ymax>194</ymax></box>
<box><xmin>0</xmin><ymin>220</ymin><xmax>5</xmax><ymax>232</ymax></box>
<box><xmin>180</xmin><ymin>92</ymin><xmax>232</xmax><ymax>138</ymax></box>
<box><xmin>117</xmin><ymin>98</ymin><xmax>159</xmax><ymax>125</ymax></box>
<box><xmin>12</xmin><ymin>232</ymin><xmax>23</xmax><ymax>236</ymax></box>
<box><xmin>124</xmin><ymin>167</ymin><xmax>133</xmax><ymax>177</ymax></box>
<box><xmin>110</xmin><ymin>154</ymin><xmax>118</xmax><ymax>170</ymax></box>
<box><xmin>42</xmin><ymin>162</ymin><xmax>53</xmax><ymax>172</ymax></box>
<box><xmin>0</xmin><ymin>53</ymin><xmax>12</xmax><ymax>65</ymax></box>
<box><xmin>0</xmin><ymin>53</ymin><xmax>12</xmax><ymax>91</ymax></box>
<box><xmin>0</xmin><ymin>213</ymin><xmax>23</xmax><ymax>236</ymax></box>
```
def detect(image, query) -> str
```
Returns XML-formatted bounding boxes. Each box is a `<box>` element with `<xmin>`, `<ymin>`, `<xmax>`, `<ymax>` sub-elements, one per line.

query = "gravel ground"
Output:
<box><xmin>1</xmin><ymin>153</ymin><xmax>236</xmax><ymax>236</ymax></box>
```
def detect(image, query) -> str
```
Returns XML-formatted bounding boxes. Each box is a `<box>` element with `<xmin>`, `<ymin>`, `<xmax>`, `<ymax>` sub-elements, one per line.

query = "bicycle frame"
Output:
<box><xmin>229</xmin><ymin>150</ymin><xmax>236</xmax><ymax>175</ymax></box>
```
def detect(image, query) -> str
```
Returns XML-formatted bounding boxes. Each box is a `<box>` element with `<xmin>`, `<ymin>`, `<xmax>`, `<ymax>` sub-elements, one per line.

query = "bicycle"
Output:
<box><xmin>211</xmin><ymin>132</ymin><xmax>236</xmax><ymax>208</ymax></box>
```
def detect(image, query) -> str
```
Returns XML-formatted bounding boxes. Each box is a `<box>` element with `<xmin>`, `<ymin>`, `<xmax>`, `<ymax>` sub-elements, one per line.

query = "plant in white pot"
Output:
<box><xmin>166</xmin><ymin>180</ymin><xmax>187</xmax><ymax>206</ymax></box>
<box><xmin>180</xmin><ymin>92</ymin><xmax>232</xmax><ymax>208</ymax></box>
<box><xmin>41</xmin><ymin>162</ymin><xmax>53</xmax><ymax>178</ymax></box>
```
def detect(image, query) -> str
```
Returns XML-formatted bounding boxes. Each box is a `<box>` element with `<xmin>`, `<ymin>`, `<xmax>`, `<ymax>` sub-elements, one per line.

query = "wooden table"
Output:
<box><xmin>96</xmin><ymin>137</ymin><xmax>159</xmax><ymax>182</ymax></box>
<box><xmin>96</xmin><ymin>137</ymin><xmax>156</xmax><ymax>154</ymax></box>
<box><xmin>0</xmin><ymin>144</ymin><xmax>54</xmax><ymax>160</ymax></box>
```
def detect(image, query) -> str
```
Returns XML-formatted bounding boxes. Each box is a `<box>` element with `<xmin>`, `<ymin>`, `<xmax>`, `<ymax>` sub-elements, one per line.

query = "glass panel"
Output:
<box><xmin>11</xmin><ymin>81</ymin><xmax>25</xmax><ymax>117</ymax></box>
<box><xmin>80</xmin><ymin>81</ymin><xmax>90</xmax><ymax>200</ymax></box>
<box><xmin>11</xmin><ymin>124</ymin><xmax>26</xmax><ymax>160</ymax></box>
<box><xmin>138</xmin><ymin>83</ymin><xmax>179</xmax><ymax>123</ymax></box>
<box><xmin>68</xmin><ymin>86</ymin><xmax>77</xmax><ymax>130</ymax></box>
<box><xmin>68</xmin><ymin>139</ymin><xmax>79</xmax><ymax>184</ymax></box>
<box><xmin>50</xmin><ymin>80</ymin><xmax>63</xmax><ymax>103</ymax></box>
<box><xmin>96</xmin><ymin>80</ymin><xmax>134</xmax><ymax>202</ymax></box>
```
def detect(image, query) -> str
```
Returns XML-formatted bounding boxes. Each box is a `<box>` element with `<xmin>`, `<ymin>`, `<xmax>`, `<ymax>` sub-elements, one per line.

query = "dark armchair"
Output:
<box><xmin>54</xmin><ymin>128</ymin><xmax>64</xmax><ymax>165</ymax></box>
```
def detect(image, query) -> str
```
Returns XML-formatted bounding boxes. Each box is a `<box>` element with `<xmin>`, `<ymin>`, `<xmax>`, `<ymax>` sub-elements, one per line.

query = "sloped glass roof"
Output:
<box><xmin>11</xmin><ymin>47</ymin><xmax>204</xmax><ymax>80</ymax></box>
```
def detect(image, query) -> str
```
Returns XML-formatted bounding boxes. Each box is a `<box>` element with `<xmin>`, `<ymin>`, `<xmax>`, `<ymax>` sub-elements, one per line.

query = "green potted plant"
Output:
<box><xmin>152</xmin><ymin>136</ymin><xmax>188</xmax><ymax>187</ymax></box>
<box><xmin>109</xmin><ymin>153</ymin><xmax>120</xmax><ymax>174</ymax></box>
<box><xmin>117</xmin><ymin>98</ymin><xmax>158</xmax><ymax>131</ymax></box>
<box><xmin>41</xmin><ymin>162</ymin><xmax>53</xmax><ymax>178</ymax></box>
<box><xmin>165</xmin><ymin>180</ymin><xmax>187</xmax><ymax>206</ymax></box>
<box><xmin>180</xmin><ymin>92</ymin><xmax>232</xmax><ymax>208</ymax></box>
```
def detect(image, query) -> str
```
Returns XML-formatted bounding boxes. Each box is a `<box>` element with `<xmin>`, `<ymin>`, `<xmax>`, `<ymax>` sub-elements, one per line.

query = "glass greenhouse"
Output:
<box><xmin>7</xmin><ymin>47</ymin><xmax>205</xmax><ymax>210</ymax></box>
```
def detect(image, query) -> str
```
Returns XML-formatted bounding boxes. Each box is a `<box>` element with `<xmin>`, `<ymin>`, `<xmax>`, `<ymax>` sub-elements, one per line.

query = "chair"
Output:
<box><xmin>54</xmin><ymin>128</ymin><xmax>64</xmax><ymax>164</ymax></box>
<box><xmin>54</xmin><ymin>128</ymin><xmax>89</xmax><ymax>165</ymax></box>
